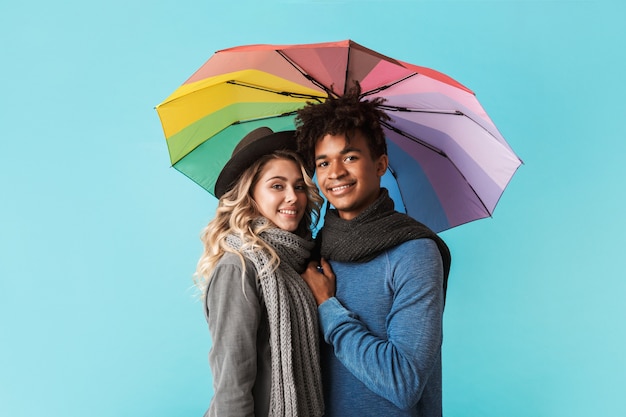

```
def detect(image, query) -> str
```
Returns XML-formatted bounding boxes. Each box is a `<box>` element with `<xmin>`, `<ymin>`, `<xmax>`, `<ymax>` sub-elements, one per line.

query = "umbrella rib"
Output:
<box><xmin>379</xmin><ymin>104</ymin><xmax>512</xmax><ymax>149</ymax></box>
<box><xmin>231</xmin><ymin>111</ymin><xmax>299</xmax><ymax>125</ymax></box>
<box><xmin>344</xmin><ymin>43</ymin><xmax>352</xmax><ymax>95</ymax></box>
<box><xmin>380</xmin><ymin>120</ymin><xmax>447</xmax><ymax>156</ymax></box>
<box><xmin>381</xmin><ymin>120</ymin><xmax>493</xmax><ymax>218</ymax></box>
<box><xmin>377</xmin><ymin>104</ymin><xmax>463</xmax><ymax>116</ymax></box>
<box><xmin>275</xmin><ymin>50</ymin><xmax>338</xmax><ymax>98</ymax></box>
<box><xmin>226</xmin><ymin>80</ymin><xmax>326</xmax><ymax>101</ymax></box>
<box><xmin>360</xmin><ymin>74</ymin><xmax>418</xmax><ymax>97</ymax></box>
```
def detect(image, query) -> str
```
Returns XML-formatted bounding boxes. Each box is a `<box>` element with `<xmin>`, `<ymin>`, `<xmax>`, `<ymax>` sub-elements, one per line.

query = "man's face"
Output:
<box><xmin>314</xmin><ymin>130</ymin><xmax>388</xmax><ymax>220</ymax></box>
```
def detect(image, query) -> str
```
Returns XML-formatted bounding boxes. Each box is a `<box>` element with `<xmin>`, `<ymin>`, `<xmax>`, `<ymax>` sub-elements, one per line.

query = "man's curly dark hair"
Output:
<box><xmin>295</xmin><ymin>82</ymin><xmax>390</xmax><ymax>173</ymax></box>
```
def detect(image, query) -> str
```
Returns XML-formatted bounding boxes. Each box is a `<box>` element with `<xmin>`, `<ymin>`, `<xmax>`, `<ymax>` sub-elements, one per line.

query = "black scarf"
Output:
<box><xmin>318</xmin><ymin>189</ymin><xmax>451</xmax><ymax>298</ymax></box>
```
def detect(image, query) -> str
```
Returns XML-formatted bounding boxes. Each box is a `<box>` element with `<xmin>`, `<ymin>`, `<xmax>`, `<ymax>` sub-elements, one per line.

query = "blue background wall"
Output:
<box><xmin>2</xmin><ymin>1</ymin><xmax>625</xmax><ymax>416</ymax></box>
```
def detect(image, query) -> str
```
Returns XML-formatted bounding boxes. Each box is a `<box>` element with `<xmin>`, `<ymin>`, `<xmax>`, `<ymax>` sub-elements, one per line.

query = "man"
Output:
<box><xmin>295</xmin><ymin>84</ymin><xmax>451</xmax><ymax>417</ymax></box>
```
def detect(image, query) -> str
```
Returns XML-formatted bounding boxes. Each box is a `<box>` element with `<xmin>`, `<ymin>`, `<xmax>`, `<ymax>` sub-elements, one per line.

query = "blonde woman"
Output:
<box><xmin>195</xmin><ymin>127</ymin><xmax>324</xmax><ymax>417</ymax></box>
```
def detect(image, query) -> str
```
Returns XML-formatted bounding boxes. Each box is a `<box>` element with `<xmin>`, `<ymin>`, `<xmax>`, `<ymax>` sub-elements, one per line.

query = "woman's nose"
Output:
<box><xmin>284</xmin><ymin>187</ymin><xmax>296</xmax><ymax>202</ymax></box>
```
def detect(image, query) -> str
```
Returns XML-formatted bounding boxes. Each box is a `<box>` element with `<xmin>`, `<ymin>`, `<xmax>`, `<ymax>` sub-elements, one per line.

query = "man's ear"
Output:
<box><xmin>376</xmin><ymin>154</ymin><xmax>389</xmax><ymax>177</ymax></box>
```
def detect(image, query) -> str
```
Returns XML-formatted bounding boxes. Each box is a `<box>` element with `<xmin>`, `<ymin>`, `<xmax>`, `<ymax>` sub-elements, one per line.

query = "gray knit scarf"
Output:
<box><xmin>319</xmin><ymin>189</ymin><xmax>451</xmax><ymax>297</ymax></box>
<box><xmin>225</xmin><ymin>220</ymin><xmax>324</xmax><ymax>417</ymax></box>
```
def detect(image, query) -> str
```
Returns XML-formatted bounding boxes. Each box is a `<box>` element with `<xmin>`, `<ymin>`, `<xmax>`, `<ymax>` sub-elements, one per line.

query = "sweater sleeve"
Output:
<box><xmin>205</xmin><ymin>257</ymin><xmax>260</xmax><ymax>417</ymax></box>
<box><xmin>318</xmin><ymin>239</ymin><xmax>444</xmax><ymax>410</ymax></box>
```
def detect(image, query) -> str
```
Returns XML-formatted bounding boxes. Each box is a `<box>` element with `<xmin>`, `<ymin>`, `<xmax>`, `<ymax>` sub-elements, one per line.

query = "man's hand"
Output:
<box><xmin>301</xmin><ymin>257</ymin><xmax>336</xmax><ymax>306</ymax></box>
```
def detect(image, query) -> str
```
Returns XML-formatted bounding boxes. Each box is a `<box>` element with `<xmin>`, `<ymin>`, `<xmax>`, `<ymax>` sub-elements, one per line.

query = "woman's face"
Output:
<box><xmin>252</xmin><ymin>158</ymin><xmax>308</xmax><ymax>232</ymax></box>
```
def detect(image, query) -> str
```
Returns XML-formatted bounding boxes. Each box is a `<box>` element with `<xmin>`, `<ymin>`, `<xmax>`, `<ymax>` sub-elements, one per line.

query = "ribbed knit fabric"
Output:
<box><xmin>319</xmin><ymin>188</ymin><xmax>451</xmax><ymax>298</ymax></box>
<box><xmin>225</xmin><ymin>220</ymin><xmax>324</xmax><ymax>417</ymax></box>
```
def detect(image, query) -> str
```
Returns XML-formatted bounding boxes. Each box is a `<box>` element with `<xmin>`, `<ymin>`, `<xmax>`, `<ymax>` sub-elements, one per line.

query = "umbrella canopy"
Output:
<box><xmin>155</xmin><ymin>40</ymin><xmax>521</xmax><ymax>233</ymax></box>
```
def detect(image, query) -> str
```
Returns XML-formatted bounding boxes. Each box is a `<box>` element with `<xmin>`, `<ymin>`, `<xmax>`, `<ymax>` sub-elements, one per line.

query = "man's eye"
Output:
<box><xmin>317</xmin><ymin>161</ymin><xmax>329</xmax><ymax>168</ymax></box>
<box><xmin>345</xmin><ymin>155</ymin><xmax>357</xmax><ymax>162</ymax></box>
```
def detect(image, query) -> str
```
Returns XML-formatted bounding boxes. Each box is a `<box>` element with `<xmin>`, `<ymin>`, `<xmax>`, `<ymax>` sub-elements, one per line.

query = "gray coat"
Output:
<box><xmin>204</xmin><ymin>252</ymin><xmax>271</xmax><ymax>417</ymax></box>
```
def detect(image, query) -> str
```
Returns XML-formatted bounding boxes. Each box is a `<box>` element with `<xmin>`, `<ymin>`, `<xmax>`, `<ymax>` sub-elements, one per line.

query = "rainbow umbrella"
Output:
<box><xmin>155</xmin><ymin>40</ymin><xmax>521</xmax><ymax>232</ymax></box>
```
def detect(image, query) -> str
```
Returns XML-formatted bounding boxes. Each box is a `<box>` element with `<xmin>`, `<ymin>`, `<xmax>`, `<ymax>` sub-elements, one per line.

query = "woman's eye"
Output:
<box><xmin>271</xmin><ymin>184</ymin><xmax>284</xmax><ymax>190</ymax></box>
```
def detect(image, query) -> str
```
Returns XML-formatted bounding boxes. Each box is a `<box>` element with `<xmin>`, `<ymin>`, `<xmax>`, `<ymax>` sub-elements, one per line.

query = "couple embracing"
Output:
<box><xmin>194</xmin><ymin>85</ymin><xmax>451</xmax><ymax>417</ymax></box>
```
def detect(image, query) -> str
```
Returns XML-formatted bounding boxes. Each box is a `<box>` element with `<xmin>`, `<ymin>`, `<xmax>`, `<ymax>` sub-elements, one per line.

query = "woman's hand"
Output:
<box><xmin>301</xmin><ymin>257</ymin><xmax>336</xmax><ymax>306</ymax></box>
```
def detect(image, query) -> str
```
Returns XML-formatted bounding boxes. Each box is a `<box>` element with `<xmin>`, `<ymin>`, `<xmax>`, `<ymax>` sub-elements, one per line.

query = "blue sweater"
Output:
<box><xmin>318</xmin><ymin>238</ymin><xmax>444</xmax><ymax>417</ymax></box>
